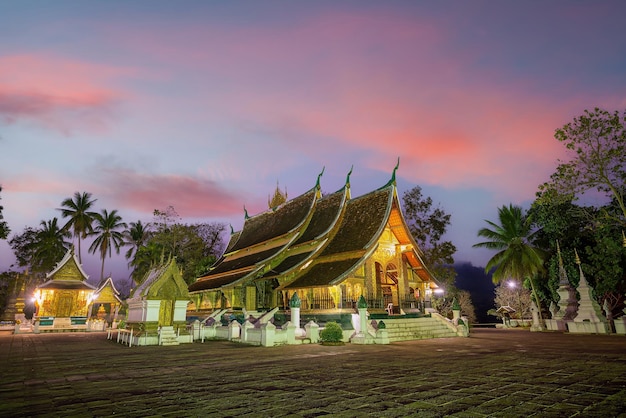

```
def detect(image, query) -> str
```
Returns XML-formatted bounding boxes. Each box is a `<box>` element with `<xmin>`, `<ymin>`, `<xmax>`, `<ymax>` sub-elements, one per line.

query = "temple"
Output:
<box><xmin>188</xmin><ymin>164</ymin><xmax>441</xmax><ymax>317</ymax></box>
<box><xmin>33</xmin><ymin>246</ymin><xmax>97</xmax><ymax>330</ymax></box>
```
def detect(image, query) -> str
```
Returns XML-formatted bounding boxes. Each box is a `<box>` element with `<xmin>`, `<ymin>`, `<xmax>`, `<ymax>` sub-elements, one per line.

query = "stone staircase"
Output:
<box><xmin>159</xmin><ymin>326</ymin><xmax>179</xmax><ymax>346</ymax></box>
<box><xmin>381</xmin><ymin>316</ymin><xmax>459</xmax><ymax>342</ymax></box>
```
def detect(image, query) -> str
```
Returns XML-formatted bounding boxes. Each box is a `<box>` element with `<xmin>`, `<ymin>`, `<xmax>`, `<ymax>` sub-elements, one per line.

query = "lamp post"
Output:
<box><xmin>508</xmin><ymin>280</ymin><xmax>522</xmax><ymax>320</ymax></box>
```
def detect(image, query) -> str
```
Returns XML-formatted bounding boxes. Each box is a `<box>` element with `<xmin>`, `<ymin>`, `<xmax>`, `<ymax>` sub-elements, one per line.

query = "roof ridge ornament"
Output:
<box><xmin>315</xmin><ymin>166</ymin><xmax>325</xmax><ymax>189</ymax></box>
<box><xmin>381</xmin><ymin>157</ymin><xmax>400</xmax><ymax>189</ymax></box>
<box><xmin>244</xmin><ymin>205</ymin><xmax>249</xmax><ymax>219</ymax></box>
<box><xmin>345</xmin><ymin>165</ymin><xmax>353</xmax><ymax>200</ymax></box>
<box><xmin>315</xmin><ymin>166</ymin><xmax>325</xmax><ymax>199</ymax></box>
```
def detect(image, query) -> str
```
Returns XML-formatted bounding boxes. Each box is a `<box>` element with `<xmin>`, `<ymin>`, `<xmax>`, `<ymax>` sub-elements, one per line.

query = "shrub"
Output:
<box><xmin>320</xmin><ymin>321</ymin><xmax>343</xmax><ymax>343</ymax></box>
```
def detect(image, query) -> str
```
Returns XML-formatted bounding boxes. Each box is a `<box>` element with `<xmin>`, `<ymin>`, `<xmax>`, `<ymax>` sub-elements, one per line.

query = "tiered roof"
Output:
<box><xmin>188</xmin><ymin>165</ymin><xmax>436</xmax><ymax>293</ymax></box>
<box><xmin>38</xmin><ymin>246</ymin><xmax>96</xmax><ymax>291</ymax></box>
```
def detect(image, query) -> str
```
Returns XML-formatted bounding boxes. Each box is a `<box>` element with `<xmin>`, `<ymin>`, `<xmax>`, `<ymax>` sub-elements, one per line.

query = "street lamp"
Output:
<box><xmin>508</xmin><ymin>280</ymin><xmax>522</xmax><ymax>320</ymax></box>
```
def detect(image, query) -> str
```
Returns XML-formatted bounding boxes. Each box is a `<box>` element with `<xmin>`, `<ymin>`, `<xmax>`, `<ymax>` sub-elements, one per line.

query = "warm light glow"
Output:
<box><xmin>33</xmin><ymin>289</ymin><xmax>43</xmax><ymax>305</ymax></box>
<box><xmin>433</xmin><ymin>288</ymin><xmax>445</xmax><ymax>295</ymax></box>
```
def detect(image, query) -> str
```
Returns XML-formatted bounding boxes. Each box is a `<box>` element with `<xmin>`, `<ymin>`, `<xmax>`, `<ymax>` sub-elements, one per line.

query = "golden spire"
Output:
<box><xmin>268</xmin><ymin>181</ymin><xmax>287</xmax><ymax>209</ymax></box>
<box><xmin>574</xmin><ymin>248</ymin><xmax>581</xmax><ymax>265</ymax></box>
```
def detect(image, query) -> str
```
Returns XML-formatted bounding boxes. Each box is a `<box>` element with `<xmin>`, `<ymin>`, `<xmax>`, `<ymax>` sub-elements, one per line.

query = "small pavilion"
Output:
<box><xmin>34</xmin><ymin>246</ymin><xmax>96</xmax><ymax>327</ymax></box>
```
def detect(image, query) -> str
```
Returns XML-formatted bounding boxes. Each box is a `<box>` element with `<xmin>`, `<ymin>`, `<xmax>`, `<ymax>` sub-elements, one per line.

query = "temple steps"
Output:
<box><xmin>381</xmin><ymin>316</ymin><xmax>458</xmax><ymax>342</ymax></box>
<box><xmin>159</xmin><ymin>326</ymin><xmax>180</xmax><ymax>346</ymax></box>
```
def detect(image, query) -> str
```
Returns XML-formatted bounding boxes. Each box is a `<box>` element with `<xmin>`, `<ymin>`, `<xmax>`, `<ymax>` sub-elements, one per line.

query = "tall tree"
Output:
<box><xmin>58</xmin><ymin>191</ymin><xmax>98</xmax><ymax>263</ymax></box>
<box><xmin>33</xmin><ymin>218</ymin><xmax>72</xmax><ymax>274</ymax></box>
<box><xmin>473</xmin><ymin>204</ymin><xmax>546</xmax><ymax>315</ymax></box>
<box><xmin>538</xmin><ymin>108</ymin><xmax>626</xmax><ymax>225</ymax></box>
<box><xmin>0</xmin><ymin>185</ymin><xmax>9</xmax><ymax>240</ymax></box>
<box><xmin>88</xmin><ymin>209</ymin><xmax>127</xmax><ymax>282</ymax></box>
<box><xmin>123</xmin><ymin>220</ymin><xmax>152</xmax><ymax>266</ymax></box>
<box><xmin>8</xmin><ymin>219</ymin><xmax>71</xmax><ymax>283</ymax></box>
<box><xmin>402</xmin><ymin>186</ymin><xmax>457</xmax><ymax>287</ymax></box>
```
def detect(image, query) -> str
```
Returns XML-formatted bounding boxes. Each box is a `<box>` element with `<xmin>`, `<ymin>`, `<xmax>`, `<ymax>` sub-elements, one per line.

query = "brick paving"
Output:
<box><xmin>1</xmin><ymin>328</ymin><xmax>625</xmax><ymax>417</ymax></box>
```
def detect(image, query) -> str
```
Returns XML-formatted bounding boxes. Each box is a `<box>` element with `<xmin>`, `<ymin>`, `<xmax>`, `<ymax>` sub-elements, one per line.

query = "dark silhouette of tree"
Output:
<box><xmin>58</xmin><ymin>191</ymin><xmax>97</xmax><ymax>263</ymax></box>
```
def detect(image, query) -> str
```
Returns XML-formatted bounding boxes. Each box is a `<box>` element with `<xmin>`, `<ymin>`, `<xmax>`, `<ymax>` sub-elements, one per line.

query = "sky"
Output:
<box><xmin>1</xmin><ymin>1</ymin><xmax>625</xmax><ymax>284</ymax></box>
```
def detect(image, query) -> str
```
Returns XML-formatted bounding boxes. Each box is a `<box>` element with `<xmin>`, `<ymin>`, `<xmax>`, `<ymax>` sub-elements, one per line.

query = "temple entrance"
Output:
<box><xmin>56</xmin><ymin>292</ymin><xmax>74</xmax><ymax>317</ymax></box>
<box><xmin>375</xmin><ymin>262</ymin><xmax>399</xmax><ymax>310</ymax></box>
<box><xmin>159</xmin><ymin>300</ymin><xmax>174</xmax><ymax>326</ymax></box>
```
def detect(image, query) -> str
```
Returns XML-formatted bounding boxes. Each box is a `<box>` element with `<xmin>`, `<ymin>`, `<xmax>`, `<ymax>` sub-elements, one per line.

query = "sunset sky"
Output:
<box><xmin>1</xmin><ymin>1</ymin><xmax>625</xmax><ymax>283</ymax></box>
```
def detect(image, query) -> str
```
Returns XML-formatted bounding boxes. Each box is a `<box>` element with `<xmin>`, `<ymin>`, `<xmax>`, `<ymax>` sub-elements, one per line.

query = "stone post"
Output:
<box><xmin>452</xmin><ymin>297</ymin><xmax>461</xmax><ymax>322</ymax></box>
<box><xmin>261</xmin><ymin>321</ymin><xmax>276</xmax><ymax>347</ymax></box>
<box><xmin>242</xmin><ymin>320</ymin><xmax>254</xmax><ymax>343</ymax></box>
<box><xmin>228</xmin><ymin>320</ymin><xmax>241</xmax><ymax>340</ymax></box>
<box><xmin>289</xmin><ymin>292</ymin><xmax>305</xmax><ymax>337</ymax></box>
<box><xmin>284</xmin><ymin>321</ymin><xmax>296</xmax><ymax>344</ymax></box>
<box><xmin>358</xmin><ymin>295</ymin><xmax>368</xmax><ymax>336</ymax></box>
<box><xmin>530</xmin><ymin>301</ymin><xmax>544</xmax><ymax>332</ymax></box>
<box><xmin>305</xmin><ymin>321</ymin><xmax>319</xmax><ymax>343</ymax></box>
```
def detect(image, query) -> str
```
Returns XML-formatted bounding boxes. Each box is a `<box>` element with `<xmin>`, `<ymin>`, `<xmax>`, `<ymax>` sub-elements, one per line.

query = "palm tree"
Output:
<box><xmin>473</xmin><ymin>204</ymin><xmax>546</xmax><ymax>321</ymax></box>
<box><xmin>58</xmin><ymin>192</ymin><xmax>98</xmax><ymax>263</ymax></box>
<box><xmin>89</xmin><ymin>209</ymin><xmax>127</xmax><ymax>282</ymax></box>
<box><xmin>32</xmin><ymin>218</ymin><xmax>72</xmax><ymax>275</ymax></box>
<box><xmin>123</xmin><ymin>220</ymin><xmax>152</xmax><ymax>266</ymax></box>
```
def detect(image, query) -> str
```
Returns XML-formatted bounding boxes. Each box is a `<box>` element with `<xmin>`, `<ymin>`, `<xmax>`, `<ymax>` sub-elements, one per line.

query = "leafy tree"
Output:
<box><xmin>402</xmin><ymin>186</ymin><xmax>457</xmax><ymax>288</ymax></box>
<box><xmin>8</xmin><ymin>219</ymin><xmax>70</xmax><ymax>279</ymax></box>
<box><xmin>0</xmin><ymin>185</ymin><xmax>9</xmax><ymax>240</ymax></box>
<box><xmin>8</xmin><ymin>227</ymin><xmax>39</xmax><ymax>272</ymax></box>
<box><xmin>473</xmin><ymin>205</ymin><xmax>546</xmax><ymax>317</ymax></box>
<box><xmin>530</xmin><ymin>192</ymin><xmax>626</xmax><ymax>321</ymax></box>
<box><xmin>58</xmin><ymin>191</ymin><xmax>98</xmax><ymax>263</ymax></box>
<box><xmin>128</xmin><ymin>207</ymin><xmax>226</xmax><ymax>285</ymax></box>
<box><xmin>88</xmin><ymin>209</ymin><xmax>127</xmax><ymax>282</ymax></box>
<box><xmin>538</xmin><ymin>108</ymin><xmax>626</xmax><ymax>225</ymax></box>
<box><xmin>129</xmin><ymin>241</ymin><xmax>165</xmax><ymax>284</ymax></box>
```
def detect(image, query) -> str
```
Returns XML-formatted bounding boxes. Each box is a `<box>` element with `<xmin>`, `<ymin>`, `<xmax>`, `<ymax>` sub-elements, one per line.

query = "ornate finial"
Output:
<box><xmin>244</xmin><ymin>205</ymin><xmax>249</xmax><ymax>219</ymax></box>
<box><xmin>382</xmin><ymin>157</ymin><xmax>400</xmax><ymax>188</ymax></box>
<box><xmin>391</xmin><ymin>157</ymin><xmax>400</xmax><ymax>183</ymax></box>
<box><xmin>357</xmin><ymin>295</ymin><xmax>368</xmax><ymax>309</ymax></box>
<box><xmin>622</xmin><ymin>230</ymin><xmax>626</xmax><ymax>247</ymax></box>
<box><xmin>345</xmin><ymin>165</ymin><xmax>353</xmax><ymax>186</ymax></box>
<box><xmin>315</xmin><ymin>166</ymin><xmax>325</xmax><ymax>189</ymax></box>
<box><xmin>289</xmin><ymin>292</ymin><xmax>301</xmax><ymax>308</ymax></box>
<box><xmin>574</xmin><ymin>248</ymin><xmax>581</xmax><ymax>265</ymax></box>
<box><xmin>556</xmin><ymin>240</ymin><xmax>564</xmax><ymax>268</ymax></box>
<box><xmin>452</xmin><ymin>297</ymin><xmax>460</xmax><ymax>311</ymax></box>
<box><xmin>230</xmin><ymin>224</ymin><xmax>234</xmax><ymax>235</ymax></box>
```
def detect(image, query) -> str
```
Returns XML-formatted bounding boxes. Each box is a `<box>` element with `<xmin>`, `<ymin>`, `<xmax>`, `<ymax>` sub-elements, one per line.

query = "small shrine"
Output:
<box><xmin>90</xmin><ymin>277</ymin><xmax>124</xmax><ymax>329</ymax></box>
<box><xmin>124</xmin><ymin>257</ymin><xmax>192</xmax><ymax>345</ymax></box>
<box><xmin>33</xmin><ymin>246</ymin><xmax>96</xmax><ymax>330</ymax></box>
<box><xmin>566</xmin><ymin>250</ymin><xmax>609</xmax><ymax>334</ymax></box>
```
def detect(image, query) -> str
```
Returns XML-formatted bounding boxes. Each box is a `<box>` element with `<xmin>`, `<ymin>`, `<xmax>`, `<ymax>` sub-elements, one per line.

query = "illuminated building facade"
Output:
<box><xmin>188</xmin><ymin>164</ymin><xmax>441</xmax><ymax>314</ymax></box>
<box><xmin>34</xmin><ymin>246</ymin><xmax>96</xmax><ymax>318</ymax></box>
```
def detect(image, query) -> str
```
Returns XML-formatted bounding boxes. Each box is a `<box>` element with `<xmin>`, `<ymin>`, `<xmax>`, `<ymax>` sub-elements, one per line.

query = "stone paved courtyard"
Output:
<box><xmin>1</xmin><ymin>328</ymin><xmax>625</xmax><ymax>417</ymax></box>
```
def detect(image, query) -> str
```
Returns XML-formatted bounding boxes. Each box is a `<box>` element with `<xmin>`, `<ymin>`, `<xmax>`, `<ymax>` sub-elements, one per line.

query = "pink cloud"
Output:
<box><xmin>0</xmin><ymin>54</ymin><xmax>132</xmax><ymax>135</ymax></box>
<box><xmin>97</xmin><ymin>167</ymin><xmax>244</xmax><ymax>218</ymax></box>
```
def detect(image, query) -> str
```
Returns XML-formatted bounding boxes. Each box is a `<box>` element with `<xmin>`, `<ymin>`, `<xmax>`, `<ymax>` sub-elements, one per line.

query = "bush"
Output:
<box><xmin>320</xmin><ymin>321</ymin><xmax>343</xmax><ymax>343</ymax></box>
